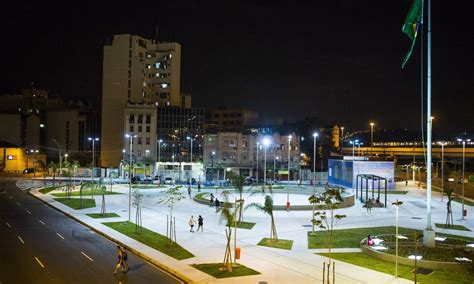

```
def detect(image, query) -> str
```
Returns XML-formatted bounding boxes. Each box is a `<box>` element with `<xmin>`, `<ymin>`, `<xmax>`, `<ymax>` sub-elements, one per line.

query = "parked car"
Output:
<box><xmin>23</xmin><ymin>168</ymin><xmax>35</xmax><ymax>174</ymax></box>
<box><xmin>164</xmin><ymin>177</ymin><xmax>174</xmax><ymax>185</ymax></box>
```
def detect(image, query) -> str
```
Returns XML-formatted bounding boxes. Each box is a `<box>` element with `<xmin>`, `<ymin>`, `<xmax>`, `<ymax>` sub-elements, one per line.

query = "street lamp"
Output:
<box><xmin>312</xmin><ymin>133</ymin><xmax>318</xmax><ymax>186</ymax></box>
<box><xmin>88</xmin><ymin>137</ymin><xmax>99</xmax><ymax>182</ymax></box>
<box><xmin>125</xmin><ymin>134</ymin><xmax>137</xmax><ymax>221</ymax></box>
<box><xmin>274</xmin><ymin>155</ymin><xmax>278</xmax><ymax>182</ymax></box>
<box><xmin>438</xmin><ymin>141</ymin><xmax>446</xmax><ymax>202</ymax></box>
<box><xmin>186</xmin><ymin>136</ymin><xmax>193</xmax><ymax>163</ymax></box>
<box><xmin>392</xmin><ymin>199</ymin><xmax>403</xmax><ymax>278</ymax></box>
<box><xmin>256</xmin><ymin>142</ymin><xmax>260</xmax><ymax>184</ymax></box>
<box><xmin>457</xmin><ymin>138</ymin><xmax>471</xmax><ymax>220</ymax></box>
<box><xmin>349</xmin><ymin>140</ymin><xmax>359</xmax><ymax>159</ymax></box>
<box><xmin>287</xmin><ymin>135</ymin><xmax>292</xmax><ymax>209</ymax></box>
<box><xmin>340</xmin><ymin>126</ymin><xmax>344</xmax><ymax>152</ymax></box>
<box><xmin>157</xmin><ymin>139</ymin><xmax>163</xmax><ymax>178</ymax></box>
<box><xmin>64</xmin><ymin>153</ymin><xmax>68</xmax><ymax>163</ymax></box>
<box><xmin>211</xmin><ymin>151</ymin><xmax>216</xmax><ymax>183</ymax></box>
<box><xmin>52</xmin><ymin>139</ymin><xmax>62</xmax><ymax>177</ymax></box>
<box><xmin>370</xmin><ymin>122</ymin><xmax>375</xmax><ymax>155</ymax></box>
<box><xmin>263</xmin><ymin>137</ymin><xmax>271</xmax><ymax>190</ymax></box>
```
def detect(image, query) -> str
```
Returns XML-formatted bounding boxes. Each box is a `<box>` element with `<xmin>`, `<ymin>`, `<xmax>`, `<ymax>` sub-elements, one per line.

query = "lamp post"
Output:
<box><xmin>457</xmin><ymin>138</ymin><xmax>471</xmax><ymax>220</ymax></box>
<box><xmin>88</xmin><ymin>137</ymin><xmax>99</xmax><ymax>183</ymax></box>
<box><xmin>186</xmin><ymin>136</ymin><xmax>193</xmax><ymax>163</ymax></box>
<box><xmin>370</xmin><ymin>122</ymin><xmax>375</xmax><ymax>155</ymax></box>
<box><xmin>52</xmin><ymin>139</ymin><xmax>62</xmax><ymax>177</ymax></box>
<box><xmin>349</xmin><ymin>140</ymin><xmax>359</xmax><ymax>159</ymax></box>
<box><xmin>211</xmin><ymin>151</ymin><xmax>216</xmax><ymax>182</ymax></box>
<box><xmin>287</xmin><ymin>135</ymin><xmax>292</xmax><ymax>207</ymax></box>
<box><xmin>358</xmin><ymin>143</ymin><xmax>363</xmax><ymax>156</ymax></box>
<box><xmin>157</xmin><ymin>139</ymin><xmax>162</xmax><ymax>178</ymax></box>
<box><xmin>263</xmin><ymin>138</ymin><xmax>271</xmax><ymax>190</ymax></box>
<box><xmin>313</xmin><ymin>133</ymin><xmax>318</xmax><ymax>187</ymax></box>
<box><xmin>256</xmin><ymin>142</ymin><xmax>260</xmax><ymax>184</ymax></box>
<box><xmin>438</xmin><ymin>142</ymin><xmax>446</xmax><ymax>202</ymax></box>
<box><xmin>274</xmin><ymin>155</ymin><xmax>278</xmax><ymax>182</ymax></box>
<box><xmin>340</xmin><ymin>126</ymin><xmax>344</xmax><ymax>152</ymax></box>
<box><xmin>392</xmin><ymin>199</ymin><xmax>403</xmax><ymax>278</ymax></box>
<box><xmin>125</xmin><ymin>134</ymin><xmax>137</xmax><ymax>221</ymax></box>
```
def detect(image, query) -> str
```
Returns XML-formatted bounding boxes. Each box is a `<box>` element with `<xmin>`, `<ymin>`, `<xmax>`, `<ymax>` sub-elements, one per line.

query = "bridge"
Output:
<box><xmin>342</xmin><ymin>145</ymin><xmax>474</xmax><ymax>159</ymax></box>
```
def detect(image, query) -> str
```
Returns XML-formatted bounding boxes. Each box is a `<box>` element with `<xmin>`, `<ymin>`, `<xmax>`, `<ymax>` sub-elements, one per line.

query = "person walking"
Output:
<box><xmin>120</xmin><ymin>246</ymin><xmax>129</xmax><ymax>272</ymax></box>
<box><xmin>189</xmin><ymin>215</ymin><xmax>196</xmax><ymax>232</ymax></box>
<box><xmin>215</xmin><ymin>199</ymin><xmax>220</xmax><ymax>212</ymax></box>
<box><xmin>197</xmin><ymin>181</ymin><xmax>201</xmax><ymax>192</ymax></box>
<box><xmin>209</xmin><ymin>193</ymin><xmax>214</xmax><ymax>207</ymax></box>
<box><xmin>113</xmin><ymin>246</ymin><xmax>124</xmax><ymax>274</ymax></box>
<box><xmin>197</xmin><ymin>215</ymin><xmax>204</xmax><ymax>232</ymax></box>
<box><xmin>188</xmin><ymin>185</ymin><xmax>192</xmax><ymax>199</ymax></box>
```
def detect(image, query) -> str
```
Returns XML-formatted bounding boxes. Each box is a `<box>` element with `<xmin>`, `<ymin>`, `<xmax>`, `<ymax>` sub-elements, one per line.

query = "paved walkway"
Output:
<box><xmin>27</xmin><ymin>180</ymin><xmax>474</xmax><ymax>283</ymax></box>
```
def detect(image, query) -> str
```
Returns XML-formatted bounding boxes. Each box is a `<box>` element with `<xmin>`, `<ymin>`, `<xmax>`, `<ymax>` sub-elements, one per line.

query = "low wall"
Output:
<box><xmin>193</xmin><ymin>192</ymin><xmax>355</xmax><ymax>211</ymax></box>
<box><xmin>360</xmin><ymin>240</ymin><xmax>465</xmax><ymax>271</ymax></box>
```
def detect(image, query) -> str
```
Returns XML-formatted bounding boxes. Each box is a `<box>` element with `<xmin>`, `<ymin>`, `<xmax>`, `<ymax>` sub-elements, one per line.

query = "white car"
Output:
<box><xmin>164</xmin><ymin>177</ymin><xmax>174</xmax><ymax>184</ymax></box>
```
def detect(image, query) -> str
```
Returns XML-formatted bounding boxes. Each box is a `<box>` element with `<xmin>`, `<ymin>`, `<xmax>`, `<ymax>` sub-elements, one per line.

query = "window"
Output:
<box><xmin>146</xmin><ymin>115</ymin><xmax>151</xmax><ymax>124</ymax></box>
<box><xmin>137</xmin><ymin>150</ymin><xmax>142</xmax><ymax>157</ymax></box>
<box><xmin>138</xmin><ymin>137</ymin><xmax>142</xmax><ymax>145</ymax></box>
<box><xmin>129</xmin><ymin>115</ymin><xmax>135</xmax><ymax>124</ymax></box>
<box><xmin>213</xmin><ymin>113</ymin><xmax>219</xmax><ymax>118</ymax></box>
<box><xmin>146</xmin><ymin>137</ymin><xmax>150</xmax><ymax>145</ymax></box>
<box><xmin>160</xmin><ymin>93</ymin><xmax>168</xmax><ymax>98</ymax></box>
<box><xmin>230</xmin><ymin>113</ymin><xmax>235</xmax><ymax>118</ymax></box>
<box><xmin>138</xmin><ymin>115</ymin><xmax>143</xmax><ymax>124</ymax></box>
<box><xmin>223</xmin><ymin>113</ymin><xmax>229</xmax><ymax>118</ymax></box>
<box><xmin>129</xmin><ymin>125</ymin><xmax>134</xmax><ymax>132</ymax></box>
<box><xmin>128</xmin><ymin>70</ymin><xmax>131</xmax><ymax>78</ymax></box>
<box><xmin>155</xmin><ymin>62</ymin><xmax>161</xmax><ymax>68</ymax></box>
<box><xmin>127</xmin><ymin>90</ymin><xmax>131</xmax><ymax>98</ymax></box>
<box><xmin>138</xmin><ymin>125</ymin><xmax>142</xmax><ymax>132</ymax></box>
<box><xmin>128</xmin><ymin>60</ymin><xmax>131</xmax><ymax>68</ymax></box>
<box><xmin>128</xmin><ymin>80</ymin><xmax>131</xmax><ymax>88</ymax></box>
<box><xmin>146</xmin><ymin>125</ymin><xmax>150</xmax><ymax>132</ymax></box>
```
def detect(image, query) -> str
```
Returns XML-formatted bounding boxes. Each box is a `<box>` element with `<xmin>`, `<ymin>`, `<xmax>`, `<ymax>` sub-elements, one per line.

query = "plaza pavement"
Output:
<box><xmin>28</xmin><ymin>180</ymin><xmax>474</xmax><ymax>284</ymax></box>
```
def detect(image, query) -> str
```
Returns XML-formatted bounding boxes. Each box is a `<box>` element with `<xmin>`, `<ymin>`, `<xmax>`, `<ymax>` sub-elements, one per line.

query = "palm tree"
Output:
<box><xmin>49</xmin><ymin>161</ymin><xmax>58</xmax><ymax>185</ymax></box>
<box><xmin>227</xmin><ymin>172</ymin><xmax>247</xmax><ymax>223</ymax></box>
<box><xmin>217</xmin><ymin>191</ymin><xmax>239</xmax><ymax>272</ymax></box>
<box><xmin>246</xmin><ymin>195</ymin><xmax>278</xmax><ymax>242</ymax></box>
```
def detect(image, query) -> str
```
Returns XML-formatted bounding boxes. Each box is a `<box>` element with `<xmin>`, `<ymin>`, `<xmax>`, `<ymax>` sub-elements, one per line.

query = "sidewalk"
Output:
<box><xmin>28</xmin><ymin>180</ymin><xmax>463</xmax><ymax>284</ymax></box>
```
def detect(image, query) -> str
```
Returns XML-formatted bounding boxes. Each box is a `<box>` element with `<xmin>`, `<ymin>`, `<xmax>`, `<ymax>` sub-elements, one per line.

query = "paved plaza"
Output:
<box><xmin>26</xmin><ymin>180</ymin><xmax>474</xmax><ymax>283</ymax></box>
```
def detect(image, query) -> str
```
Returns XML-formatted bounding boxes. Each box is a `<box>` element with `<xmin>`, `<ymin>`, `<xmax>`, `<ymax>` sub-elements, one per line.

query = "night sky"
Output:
<box><xmin>1</xmin><ymin>1</ymin><xmax>473</xmax><ymax>137</ymax></box>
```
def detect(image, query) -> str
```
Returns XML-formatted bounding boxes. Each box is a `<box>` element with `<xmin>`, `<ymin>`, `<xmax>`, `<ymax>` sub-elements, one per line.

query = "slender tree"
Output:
<box><xmin>158</xmin><ymin>186</ymin><xmax>184</xmax><ymax>245</ymax></box>
<box><xmin>37</xmin><ymin>160</ymin><xmax>48</xmax><ymax>187</ymax></box>
<box><xmin>246</xmin><ymin>195</ymin><xmax>278</xmax><ymax>242</ymax></box>
<box><xmin>227</xmin><ymin>172</ymin><xmax>247</xmax><ymax>223</ymax></box>
<box><xmin>132</xmin><ymin>189</ymin><xmax>144</xmax><ymax>232</ymax></box>
<box><xmin>309</xmin><ymin>185</ymin><xmax>346</xmax><ymax>283</ymax></box>
<box><xmin>217</xmin><ymin>191</ymin><xmax>239</xmax><ymax>272</ymax></box>
<box><xmin>49</xmin><ymin>161</ymin><xmax>58</xmax><ymax>185</ymax></box>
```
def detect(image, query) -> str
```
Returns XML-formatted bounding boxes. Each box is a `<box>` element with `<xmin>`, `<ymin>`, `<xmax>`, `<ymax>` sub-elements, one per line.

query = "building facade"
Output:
<box><xmin>202</xmin><ymin>132</ymin><xmax>301</xmax><ymax>181</ymax></box>
<box><xmin>205</xmin><ymin>107</ymin><xmax>258</xmax><ymax>131</ymax></box>
<box><xmin>101</xmin><ymin>34</ymin><xmax>183</xmax><ymax>167</ymax></box>
<box><xmin>123</xmin><ymin>102</ymin><xmax>157</xmax><ymax>168</ymax></box>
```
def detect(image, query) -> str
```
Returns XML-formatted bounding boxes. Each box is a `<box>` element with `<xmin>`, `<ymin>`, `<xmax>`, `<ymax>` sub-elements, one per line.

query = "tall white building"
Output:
<box><xmin>101</xmin><ymin>34</ymin><xmax>182</xmax><ymax>167</ymax></box>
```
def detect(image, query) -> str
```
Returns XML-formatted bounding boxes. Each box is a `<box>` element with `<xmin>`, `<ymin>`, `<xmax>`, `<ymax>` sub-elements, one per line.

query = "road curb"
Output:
<box><xmin>28</xmin><ymin>190</ymin><xmax>194</xmax><ymax>284</ymax></box>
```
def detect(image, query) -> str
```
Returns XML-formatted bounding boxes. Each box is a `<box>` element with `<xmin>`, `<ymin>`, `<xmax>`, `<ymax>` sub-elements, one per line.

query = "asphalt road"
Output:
<box><xmin>0</xmin><ymin>178</ymin><xmax>182</xmax><ymax>284</ymax></box>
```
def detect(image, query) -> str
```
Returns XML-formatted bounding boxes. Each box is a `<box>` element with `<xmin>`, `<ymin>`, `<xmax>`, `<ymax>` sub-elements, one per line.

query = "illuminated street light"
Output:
<box><xmin>370</xmin><ymin>122</ymin><xmax>375</xmax><ymax>155</ymax></box>
<box><xmin>392</xmin><ymin>199</ymin><xmax>403</xmax><ymax>278</ymax></box>
<box><xmin>287</xmin><ymin>135</ymin><xmax>292</xmax><ymax>210</ymax></box>
<box><xmin>457</xmin><ymin>138</ymin><xmax>471</xmax><ymax>220</ymax></box>
<box><xmin>125</xmin><ymin>134</ymin><xmax>138</xmax><ymax>221</ymax></box>
<box><xmin>263</xmin><ymin>137</ymin><xmax>271</xmax><ymax>190</ymax></box>
<box><xmin>311</xmin><ymin>132</ymin><xmax>318</xmax><ymax>234</ymax></box>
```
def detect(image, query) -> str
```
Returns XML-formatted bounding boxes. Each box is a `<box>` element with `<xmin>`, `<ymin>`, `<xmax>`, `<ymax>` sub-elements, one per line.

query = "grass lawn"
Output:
<box><xmin>308</xmin><ymin>226</ymin><xmax>421</xmax><ymax>249</ymax></box>
<box><xmin>435</xmin><ymin>223</ymin><xmax>471</xmax><ymax>231</ymax></box>
<box><xmin>319</xmin><ymin>252</ymin><xmax>474</xmax><ymax>284</ymax></box>
<box><xmin>368</xmin><ymin>190</ymin><xmax>408</xmax><ymax>195</ymax></box>
<box><xmin>103</xmin><ymin>221</ymin><xmax>194</xmax><ymax>260</ymax></box>
<box><xmin>226</xmin><ymin>221</ymin><xmax>256</xmax><ymax>230</ymax></box>
<box><xmin>258</xmin><ymin>238</ymin><xmax>293</xmax><ymax>250</ymax></box>
<box><xmin>452</xmin><ymin>197</ymin><xmax>474</xmax><ymax>207</ymax></box>
<box><xmin>39</xmin><ymin>185</ymin><xmax>63</xmax><ymax>194</ymax></box>
<box><xmin>52</xmin><ymin>189</ymin><xmax>121</xmax><ymax>197</ymax></box>
<box><xmin>54</xmin><ymin>198</ymin><xmax>96</xmax><ymax>209</ymax></box>
<box><xmin>131</xmin><ymin>185</ymin><xmax>163</xmax><ymax>189</ymax></box>
<box><xmin>86</xmin><ymin>213</ymin><xmax>120</xmax><ymax>218</ymax></box>
<box><xmin>192</xmin><ymin>263</ymin><xmax>260</xmax><ymax>279</ymax></box>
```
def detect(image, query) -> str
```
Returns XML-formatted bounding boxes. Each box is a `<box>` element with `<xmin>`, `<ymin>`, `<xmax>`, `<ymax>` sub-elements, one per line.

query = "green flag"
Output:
<box><xmin>402</xmin><ymin>0</ymin><xmax>422</xmax><ymax>68</ymax></box>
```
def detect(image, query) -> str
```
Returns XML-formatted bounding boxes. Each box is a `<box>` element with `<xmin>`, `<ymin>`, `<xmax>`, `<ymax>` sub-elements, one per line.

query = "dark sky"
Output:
<box><xmin>1</xmin><ymin>1</ymin><xmax>473</xmax><ymax>137</ymax></box>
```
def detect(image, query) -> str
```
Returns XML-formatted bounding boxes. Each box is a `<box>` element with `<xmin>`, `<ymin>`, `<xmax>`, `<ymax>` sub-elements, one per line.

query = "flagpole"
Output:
<box><xmin>424</xmin><ymin>0</ymin><xmax>435</xmax><ymax>247</ymax></box>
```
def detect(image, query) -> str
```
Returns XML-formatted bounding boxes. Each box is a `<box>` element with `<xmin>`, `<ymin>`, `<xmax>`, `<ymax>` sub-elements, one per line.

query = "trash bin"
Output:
<box><xmin>235</xmin><ymin>247</ymin><xmax>241</xmax><ymax>260</ymax></box>
<box><xmin>463</xmin><ymin>209</ymin><xmax>467</xmax><ymax>218</ymax></box>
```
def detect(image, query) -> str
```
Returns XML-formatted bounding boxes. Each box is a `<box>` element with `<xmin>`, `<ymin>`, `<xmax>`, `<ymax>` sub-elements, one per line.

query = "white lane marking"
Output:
<box><xmin>18</xmin><ymin>236</ymin><xmax>25</xmax><ymax>244</ymax></box>
<box><xmin>6</xmin><ymin>222</ymin><xmax>11</xmax><ymax>228</ymax></box>
<box><xmin>26</xmin><ymin>210</ymin><xmax>32</xmax><ymax>215</ymax></box>
<box><xmin>16</xmin><ymin>202</ymin><xmax>21</xmax><ymax>206</ymax></box>
<box><xmin>35</xmin><ymin>257</ymin><xmax>45</xmax><ymax>268</ymax></box>
<box><xmin>81</xmin><ymin>251</ymin><xmax>94</xmax><ymax>262</ymax></box>
<box><xmin>39</xmin><ymin>220</ymin><xmax>46</xmax><ymax>225</ymax></box>
<box><xmin>56</xmin><ymin>233</ymin><xmax>65</xmax><ymax>240</ymax></box>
